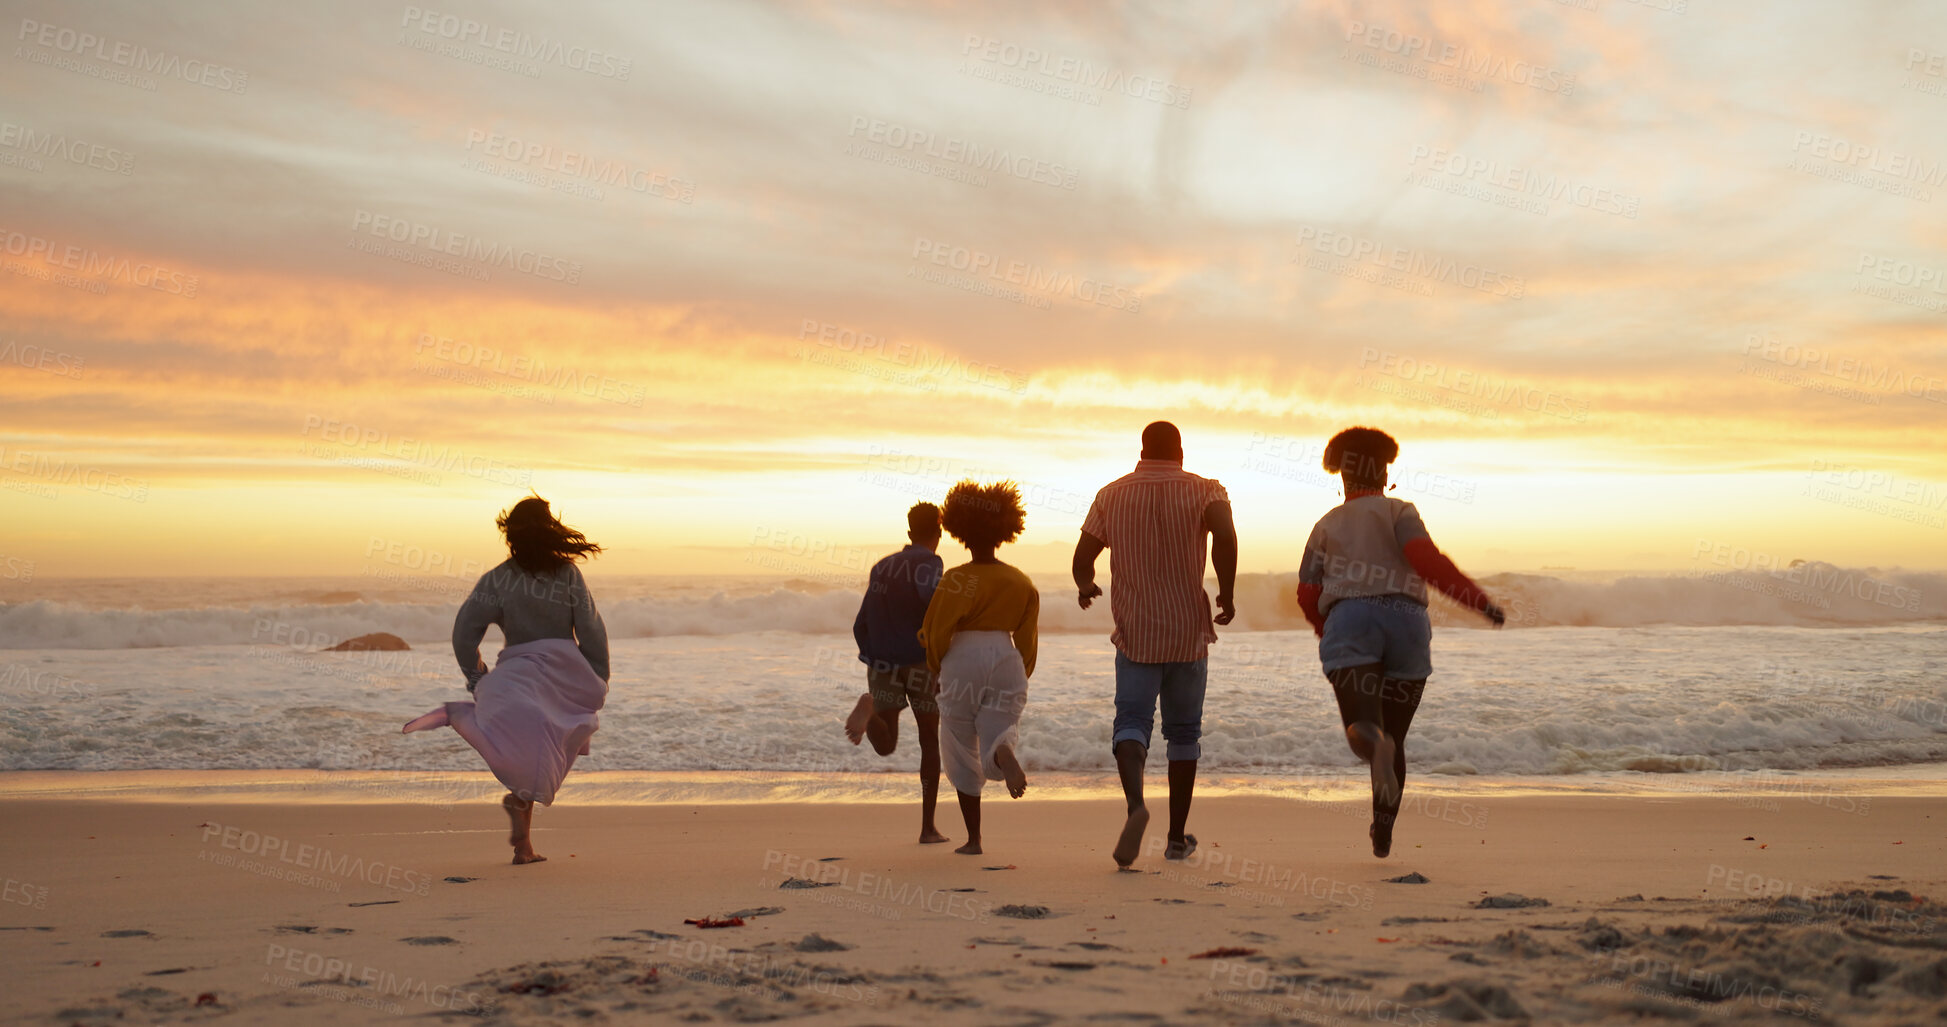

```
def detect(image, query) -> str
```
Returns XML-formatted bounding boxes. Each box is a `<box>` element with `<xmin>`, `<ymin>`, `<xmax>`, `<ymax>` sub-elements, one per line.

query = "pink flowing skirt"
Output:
<box><xmin>439</xmin><ymin>638</ymin><xmax>607</xmax><ymax>806</ymax></box>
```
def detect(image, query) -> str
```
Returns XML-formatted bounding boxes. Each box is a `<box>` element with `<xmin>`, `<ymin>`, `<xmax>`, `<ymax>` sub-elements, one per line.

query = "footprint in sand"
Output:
<box><xmin>1387</xmin><ymin>872</ymin><xmax>1431</xmax><ymax>884</ymax></box>
<box><xmin>348</xmin><ymin>900</ymin><xmax>398</xmax><ymax>907</ymax></box>
<box><xmin>726</xmin><ymin>906</ymin><xmax>785</xmax><ymax>918</ymax></box>
<box><xmin>794</xmin><ymin>933</ymin><xmax>852</xmax><ymax>952</ymax></box>
<box><xmin>444</xmin><ymin>876</ymin><xmax>478</xmax><ymax>884</ymax></box>
<box><xmin>777</xmin><ymin>877</ymin><xmax>837</xmax><ymax>890</ymax></box>
<box><xmin>1475</xmin><ymin>894</ymin><xmax>1549</xmax><ymax>909</ymax></box>
<box><xmin>995</xmin><ymin>904</ymin><xmax>1053</xmax><ymax>919</ymax></box>
<box><xmin>101</xmin><ymin>929</ymin><xmax>152</xmax><ymax>938</ymax></box>
<box><xmin>274</xmin><ymin>925</ymin><xmax>353</xmax><ymax>935</ymax></box>
<box><xmin>401</xmin><ymin>936</ymin><xmax>459</xmax><ymax>946</ymax></box>
<box><xmin>1402</xmin><ymin>979</ymin><xmax>1528</xmax><ymax>1021</ymax></box>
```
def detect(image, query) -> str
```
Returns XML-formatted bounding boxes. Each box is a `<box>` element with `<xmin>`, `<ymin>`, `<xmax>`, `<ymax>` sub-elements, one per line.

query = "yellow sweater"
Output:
<box><xmin>919</xmin><ymin>561</ymin><xmax>1039</xmax><ymax>678</ymax></box>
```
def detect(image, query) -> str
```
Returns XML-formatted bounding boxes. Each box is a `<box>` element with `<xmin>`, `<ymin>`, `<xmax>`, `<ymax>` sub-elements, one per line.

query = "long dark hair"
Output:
<box><xmin>496</xmin><ymin>496</ymin><xmax>602</xmax><ymax>573</ymax></box>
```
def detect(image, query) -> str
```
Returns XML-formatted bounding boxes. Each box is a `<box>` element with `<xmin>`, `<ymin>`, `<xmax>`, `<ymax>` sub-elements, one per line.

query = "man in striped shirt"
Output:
<box><xmin>1073</xmin><ymin>421</ymin><xmax>1238</xmax><ymax>867</ymax></box>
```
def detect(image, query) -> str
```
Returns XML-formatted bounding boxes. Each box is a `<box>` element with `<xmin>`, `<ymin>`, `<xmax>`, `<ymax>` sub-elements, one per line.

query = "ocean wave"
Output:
<box><xmin>3</xmin><ymin>630</ymin><xmax>1943</xmax><ymax>776</ymax></box>
<box><xmin>2</xmin><ymin>564</ymin><xmax>1942</xmax><ymax>649</ymax></box>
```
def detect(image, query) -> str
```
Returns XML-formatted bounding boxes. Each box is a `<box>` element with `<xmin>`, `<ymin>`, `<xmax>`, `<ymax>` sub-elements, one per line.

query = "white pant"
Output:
<box><xmin>936</xmin><ymin>631</ymin><xmax>1028</xmax><ymax>796</ymax></box>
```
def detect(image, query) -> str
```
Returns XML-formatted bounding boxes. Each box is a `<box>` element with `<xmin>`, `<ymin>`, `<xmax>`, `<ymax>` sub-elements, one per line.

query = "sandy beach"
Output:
<box><xmin>4</xmin><ymin>786</ymin><xmax>1944</xmax><ymax>1024</ymax></box>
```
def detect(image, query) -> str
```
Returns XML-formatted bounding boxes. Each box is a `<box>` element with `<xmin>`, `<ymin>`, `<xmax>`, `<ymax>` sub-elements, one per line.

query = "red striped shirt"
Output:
<box><xmin>1081</xmin><ymin>460</ymin><xmax>1230</xmax><ymax>663</ymax></box>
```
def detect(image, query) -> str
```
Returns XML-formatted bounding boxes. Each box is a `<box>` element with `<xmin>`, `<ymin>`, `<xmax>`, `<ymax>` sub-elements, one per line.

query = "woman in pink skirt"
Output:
<box><xmin>404</xmin><ymin>497</ymin><xmax>610</xmax><ymax>864</ymax></box>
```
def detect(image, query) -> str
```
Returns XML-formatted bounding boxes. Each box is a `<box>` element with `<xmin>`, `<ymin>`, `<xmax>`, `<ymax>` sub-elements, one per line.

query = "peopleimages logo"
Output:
<box><xmin>348</xmin><ymin>210</ymin><xmax>582</xmax><ymax>284</ymax></box>
<box><xmin>200</xmin><ymin>822</ymin><xmax>433</xmax><ymax>895</ymax></box>
<box><xmin>1406</xmin><ymin>144</ymin><xmax>1639</xmax><ymax>218</ymax></box>
<box><xmin>0</xmin><ymin>122</ymin><xmax>135</xmax><ymax>174</ymax></box>
<box><xmin>909</xmin><ymin>236</ymin><xmax>1142</xmax><ymax>312</ymax></box>
<box><xmin>0</xmin><ymin>227</ymin><xmax>198</xmax><ymax>296</ymax></box>
<box><xmin>847</xmin><ymin>117</ymin><xmax>1079</xmax><ymax>191</ymax></box>
<box><xmin>462</xmin><ymin>130</ymin><xmax>692</xmax><ymax>202</ymax></box>
<box><xmin>1343</xmin><ymin>20</ymin><xmax>1575</xmax><ymax>95</ymax></box>
<box><xmin>959</xmin><ymin>35</ymin><xmax>1193</xmax><ymax>108</ymax></box>
<box><xmin>399</xmin><ymin>7</ymin><xmax>632</xmax><ymax>79</ymax></box>
<box><xmin>14</xmin><ymin>18</ymin><xmax>248</xmax><ymax>92</ymax></box>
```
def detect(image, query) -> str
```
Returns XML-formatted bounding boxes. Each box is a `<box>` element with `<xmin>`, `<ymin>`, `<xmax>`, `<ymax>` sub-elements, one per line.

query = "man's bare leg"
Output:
<box><xmin>1112</xmin><ymin>739</ymin><xmax>1149</xmax><ymax>867</ymax></box>
<box><xmin>502</xmin><ymin>792</ymin><xmax>545</xmax><ymax>865</ymax></box>
<box><xmin>1166</xmin><ymin>757</ymin><xmax>1196</xmax><ymax>851</ymax></box>
<box><xmin>953</xmin><ymin>791</ymin><xmax>982</xmax><ymax>855</ymax></box>
<box><xmin>914</xmin><ymin>710</ymin><xmax>948</xmax><ymax>843</ymax></box>
<box><xmin>994</xmin><ymin>743</ymin><xmax>1028</xmax><ymax>799</ymax></box>
<box><xmin>844</xmin><ymin>693</ymin><xmax>875</xmax><ymax>745</ymax></box>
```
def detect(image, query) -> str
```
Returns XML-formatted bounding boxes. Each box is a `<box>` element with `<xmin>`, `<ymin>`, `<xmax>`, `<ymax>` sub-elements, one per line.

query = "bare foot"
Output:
<box><xmin>1113</xmin><ymin>805</ymin><xmax>1150</xmax><ymax>868</ymax></box>
<box><xmin>402</xmin><ymin>707</ymin><xmax>449</xmax><ymax>733</ymax></box>
<box><xmin>954</xmin><ymin>840</ymin><xmax>982</xmax><ymax>855</ymax></box>
<box><xmin>994</xmin><ymin>744</ymin><xmax>1028</xmax><ymax>799</ymax></box>
<box><xmin>919</xmin><ymin>827</ymin><xmax>950</xmax><ymax>844</ymax></box>
<box><xmin>843</xmin><ymin>694</ymin><xmax>875</xmax><ymax>745</ymax></box>
<box><xmin>502</xmin><ymin>793</ymin><xmax>545</xmax><ymax>865</ymax></box>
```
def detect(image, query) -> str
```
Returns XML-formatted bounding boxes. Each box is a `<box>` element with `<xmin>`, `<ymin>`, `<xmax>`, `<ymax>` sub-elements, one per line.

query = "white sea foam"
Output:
<box><xmin>1</xmin><ymin>566</ymin><xmax>1942</xmax><ymax>650</ymax></box>
<box><xmin>2</xmin><ymin>625</ymin><xmax>1942</xmax><ymax>777</ymax></box>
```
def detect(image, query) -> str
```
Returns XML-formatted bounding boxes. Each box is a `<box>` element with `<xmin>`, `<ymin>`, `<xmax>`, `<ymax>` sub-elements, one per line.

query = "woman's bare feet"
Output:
<box><xmin>919</xmin><ymin>826</ymin><xmax>950</xmax><ymax>844</ymax></box>
<box><xmin>954</xmin><ymin>839</ymin><xmax>982</xmax><ymax>855</ymax></box>
<box><xmin>843</xmin><ymin>694</ymin><xmax>875</xmax><ymax>745</ymax></box>
<box><xmin>502</xmin><ymin>793</ymin><xmax>546</xmax><ymax>865</ymax></box>
<box><xmin>994</xmin><ymin>744</ymin><xmax>1028</xmax><ymax>799</ymax></box>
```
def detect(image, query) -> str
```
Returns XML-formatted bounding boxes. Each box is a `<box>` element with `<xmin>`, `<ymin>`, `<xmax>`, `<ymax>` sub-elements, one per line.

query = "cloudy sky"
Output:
<box><xmin>2</xmin><ymin>0</ymin><xmax>1944</xmax><ymax>578</ymax></box>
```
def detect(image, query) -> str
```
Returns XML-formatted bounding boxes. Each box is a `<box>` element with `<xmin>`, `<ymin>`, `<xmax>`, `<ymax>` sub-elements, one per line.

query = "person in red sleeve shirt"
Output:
<box><xmin>1295</xmin><ymin>427</ymin><xmax>1504</xmax><ymax>858</ymax></box>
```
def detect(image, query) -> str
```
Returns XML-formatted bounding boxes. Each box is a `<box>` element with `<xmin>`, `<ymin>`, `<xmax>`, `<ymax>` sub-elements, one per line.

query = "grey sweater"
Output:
<box><xmin>452</xmin><ymin>559</ymin><xmax>610</xmax><ymax>686</ymax></box>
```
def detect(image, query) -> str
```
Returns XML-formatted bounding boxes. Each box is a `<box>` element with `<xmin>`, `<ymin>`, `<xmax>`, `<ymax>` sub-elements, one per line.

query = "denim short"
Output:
<box><xmin>1319</xmin><ymin>595</ymin><xmax>1433</xmax><ymax>680</ymax></box>
<box><xmin>1111</xmin><ymin>654</ymin><xmax>1207</xmax><ymax>762</ymax></box>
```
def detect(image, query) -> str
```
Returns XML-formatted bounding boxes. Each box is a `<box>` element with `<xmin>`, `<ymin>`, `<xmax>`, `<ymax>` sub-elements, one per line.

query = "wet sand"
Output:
<box><xmin>3</xmin><ymin>790</ymin><xmax>1943</xmax><ymax>1024</ymax></box>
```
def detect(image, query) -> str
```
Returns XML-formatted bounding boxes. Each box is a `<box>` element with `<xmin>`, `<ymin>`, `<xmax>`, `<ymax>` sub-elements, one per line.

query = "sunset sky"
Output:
<box><xmin>2</xmin><ymin>0</ymin><xmax>1944</xmax><ymax>579</ymax></box>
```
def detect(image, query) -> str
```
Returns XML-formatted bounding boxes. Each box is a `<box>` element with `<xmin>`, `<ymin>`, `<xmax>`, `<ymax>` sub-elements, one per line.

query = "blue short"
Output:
<box><xmin>1111</xmin><ymin>653</ymin><xmax>1207</xmax><ymax>762</ymax></box>
<box><xmin>1319</xmin><ymin>596</ymin><xmax>1432</xmax><ymax>680</ymax></box>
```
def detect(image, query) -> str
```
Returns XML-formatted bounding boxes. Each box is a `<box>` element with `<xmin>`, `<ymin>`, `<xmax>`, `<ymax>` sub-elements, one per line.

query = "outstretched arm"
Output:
<box><xmin>1072</xmin><ymin>530</ymin><xmax>1106</xmax><ymax>609</ymax></box>
<box><xmin>1402</xmin><ymin>538</ymin><xmax>1504</xmax><ymax>625</ymax></box>
<box><xmin>1205</xmin><ymin>500</ymin><xmax>1237</xmax><ymax>626</ymax></box>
